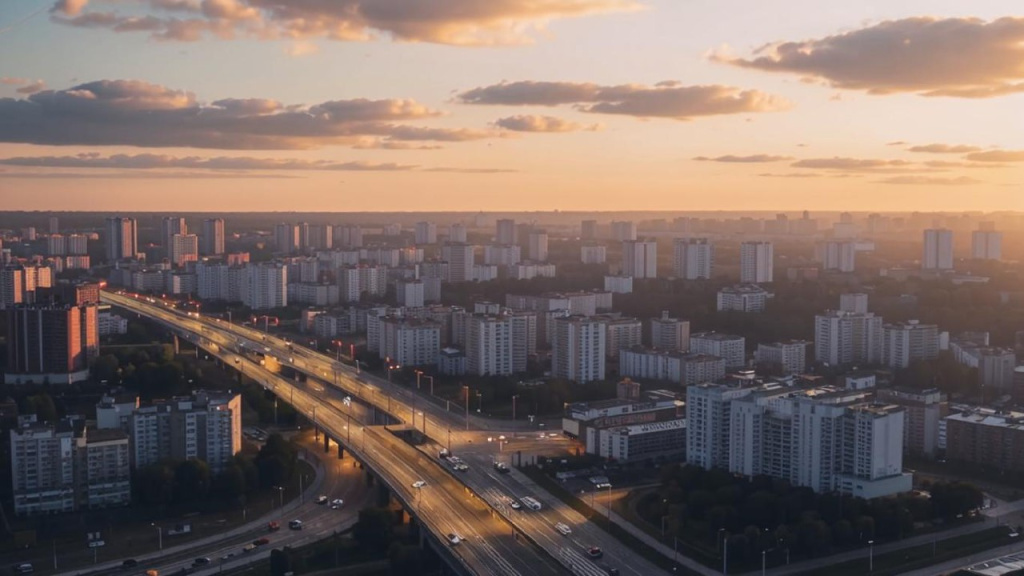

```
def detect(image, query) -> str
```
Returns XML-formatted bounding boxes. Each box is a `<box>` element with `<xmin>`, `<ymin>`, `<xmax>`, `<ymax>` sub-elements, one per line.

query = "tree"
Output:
<box><xmin>135</xmin><ymin>462</ymin><xmax>175</xmax><ymax>507</ymax></box>
<box><xmin>173</xmin><ymin>459</ymin><xmax>212</xmax><ymax>504</ymax></box>
<box><xmin>389</xmin><ymin>543</ymin><xmax>423</xmax><ymax>576</ymax></box>
<box><xmin>269</xmin><ymin>548</ymin><xmax>291</xmax><ymax>576</ymax></box>
<box><xmin>19</xmin><ymin>394</ymin><xmax>58</xmax><ymax>423</ymax></box>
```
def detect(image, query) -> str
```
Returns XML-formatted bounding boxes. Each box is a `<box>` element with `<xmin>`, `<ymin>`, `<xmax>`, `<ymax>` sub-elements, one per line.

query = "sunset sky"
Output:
<box><xmin>1</xmin><ymin>0</ymin><xmax>1023</xmax><ymax>212</ymax></box>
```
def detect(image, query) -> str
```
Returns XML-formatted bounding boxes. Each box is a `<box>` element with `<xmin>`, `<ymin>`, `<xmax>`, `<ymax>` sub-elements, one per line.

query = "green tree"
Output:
<box><xmin>269</xmin><ymin>548</ymin><xmax>291</xmax><ymax>576</ymax></box>
<box><xmin>354</xmin><ymin>508</ymin><xmax>394</xmax><ymax>553</ymax></box>
<box><xmin>173</xmin><ymin>459</ymin><xmax>212</xmax><ymax>503</ymax></box>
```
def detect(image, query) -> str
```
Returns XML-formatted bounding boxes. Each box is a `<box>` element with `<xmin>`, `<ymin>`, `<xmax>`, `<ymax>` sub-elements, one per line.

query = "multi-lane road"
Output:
<box><xmin>105</xmin><ymin>291</ymin><xmax>566</xmax><ymax>576</ymax></box>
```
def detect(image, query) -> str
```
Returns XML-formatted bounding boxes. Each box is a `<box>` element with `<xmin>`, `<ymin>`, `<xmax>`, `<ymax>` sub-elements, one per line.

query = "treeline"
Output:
<box><xmin>92</xmin><ymin>342</ymin><xmax>204</xmax><ymax>400</ymax></box>
<box><xmin>641</xmin><ymin>465</ymin><xmax>983</xmax><ymax>563</ymax></box>
<box><xmin>134</xmin><ymin>433</ymin><xmax>299</xmax><ymax>511</ymax></box>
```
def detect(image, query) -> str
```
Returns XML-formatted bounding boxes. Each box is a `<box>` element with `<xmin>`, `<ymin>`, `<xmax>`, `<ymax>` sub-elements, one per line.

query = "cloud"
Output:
<box><xmin>886</xmin><ymin>141</ymin><xmax>906</xmax><ymax>146</ymax></box>
<box><xmin>1</xmin><ymin>78</ymin><xmax>30</xmax><ymax>86</ymax></box>
<box><xmin>877</xmin><ymin>176</ymin><xmax>982</xmax><ymax>186</ymax></box>
<box><xmin>0</xmin><ymin>79</ymin><xmax>497</xmax><ymax>149</ymax></box>
<box><xmin>352</xmin><ymin>140</ymin><xmax>444</xmax><ymax>150</ymax></box>
<box><xmin>694</xmin><ymin>154</ymin><xmax>792</xmax><ymax>163</ymax></box>
<box><xmin>908</xmin><ymin>143</ymin><xmax>983</xmax><ymax>154</ymax></box>
<box><xmin>15</xmin><ymin>81</ymin><xmax>46</xmax><ymax>95</ymax></box>
<box><xmin>757</xmin><ymin>172</ymin><xmax>822</xmax><ymax>178</ymax></box>
<box><xmin>791</xmin><ymin>157</ymin><xmax>933</xmax><ymax>173</ymax></box>
<box><xmin>457</xmin><ymin>80</ymin><xmax>788</xmax><ymax>120</ymax></box>
<box><xmin>964</xmin><ymin>150</ymin><xmax>1024</xmax><ymax>163</ymax></box>
<box><xmin>0</xmin><ymin>153</ymin><xmax>516</xmax><ymax>174</ymax></box>
<box><xmin>493</xmin><ymin>114</ymin><xmax>598</xmax><ymax>132</ymax></box>
<box><xmin>716</xmin><ymin>17</ymin><xmax>1024</xmax><ymax>98</ymax></box>
<box><xmin>0</xmin><ymin>171</ymin><xmax>299</xmax><ymax>179</ymax></box>
<box><xmin>50</xmin><ymin>0</ymin><xmax>641</xmax><ymax>46</ymax></box>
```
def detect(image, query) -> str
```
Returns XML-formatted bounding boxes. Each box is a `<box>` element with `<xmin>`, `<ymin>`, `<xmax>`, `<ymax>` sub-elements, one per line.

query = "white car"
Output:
<box><xmin>315</xmin><ymin>495</ymin><xmax>328</xmax><ymax>505</ymax></box>
<box><xmin>555</xmin><ymin>523</ymin><xmax>572</xmax><ymax>536</ymax></box>
<box><xmin>330</xmin><ymin>499</ymin><xmax>344</xmax><ymax>509</ymax></box>
<box><xmin>412</xmin><ymin>480</ymin><xmax>427</xmax><ymax>488</ymax></box>
<box><xmin>447</xmin><ymin>533</ymin><xmax>463</xmax><ymax>546</ymax></box>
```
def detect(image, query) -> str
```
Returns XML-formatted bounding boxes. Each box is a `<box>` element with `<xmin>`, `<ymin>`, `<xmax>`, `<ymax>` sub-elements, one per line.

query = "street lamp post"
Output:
<box><xmin>476</xmin><ymin>391</ymin><xmax>483</xmax><ymax>414</ymax></box>
<box><xmin>274</xmin><ymin>486</ymin><xmax>285</xmax><ymax>524</ymax></box>
<box><xmin>761</xmin><ymin>550</ymin><xmax>766</xmax><ymax>576</ymax></box>
<box><xmin>463</xmin><ymin>385</ymin><xmax>470</xmax><ymax>431</ymax></box>
<box><xmin>719</xmin><ymin>529</ymin><xmax>728</xmax><ymax>576</ymax></box>
<box><xmin>868</xmin><ymin>540</ymin><xmax>874</xmax><ymax>572</ymax></box>
<box><xmin>152</xmin><ymin>523</ymin><xmax>162</xmax><ymax>550</ymax></box>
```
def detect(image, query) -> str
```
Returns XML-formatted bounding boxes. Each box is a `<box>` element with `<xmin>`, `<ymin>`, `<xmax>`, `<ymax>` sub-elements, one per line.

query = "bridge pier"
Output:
<box><xmin>172</xmin><ymin>334</ymin><xmax>180</xmax><ymax>355</ymax></box>
<box><xmin>337</xmin><ymin>444</ymin><xmax>344</xmax><ymax>459</ymax></box>
<box><xmin>376</xmin><ymin>482</ymin><xmax>390</xmax><ymax>507</ymax></box>
<box><xmin>323</xmin><ymin>434</ymin><xmax>330</xmax><ymax>453</ymax></box>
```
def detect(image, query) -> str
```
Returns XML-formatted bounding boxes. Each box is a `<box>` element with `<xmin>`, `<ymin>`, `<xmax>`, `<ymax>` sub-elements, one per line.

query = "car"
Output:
<box><xmin>242</xmin><ymin>544</ymin><xmax>257</xmax><ymax>553</ymax></box>
<box><xmin>192</xmin><ymin>558</ymin><xmax>211</xmax><ymax>567</ymax></box>
<box><xmin>493</xmin><ymin>462</ymin><xmax>510</xmax><ymax>473</ymax></box>
<box><xmin>447</xmin><ymin>533</ymin><xmax>463</xmax><ymax>546</ymax></box>
<box><xmin>315</xmin><ymin>495</ymin><xmax>328</xmax><ymax>505</ymax></box>
<box><xmin>121</xmin><ymin>559</ymin><xmax>138</xmax><ymax>569</ymax></box>
<box><xmin>13</xmin><ymin>564</ymin><xmax>34</xmax><ymax>574</ymax></box>
<box><xmin>509</xmin><ymin>499</ymin><xmax>522</xmax><ymax>510</ymax></box>
<box><xmin>412</xmin><ymin>480</ymin><xmax>426</xmax><ymax>488</ymax></box>
<box><xmin>288</xmin><ymin>519</ymin><xmax>303</xmax><ymax>530</ymax></box>
<box><xmin>220</xmin><ymin>553</ymin><xmax>236</xmax><ymax>561</ymax></box>
<box><xmin>555</xmin><ymin>523</ymin><xmax>572</xmax><ymax>536</ymax></box>
<box><xmin>253</xmin><ymin>537</ymin><xmax>270</xmax><ymax>546</ymax></box>
<box><xmin>330</xmin><ymin>498</ymin><xmax>344</xmax><ymax>509</ymax></box>
<box><xmin>587</xmin><ymin>547</ymin><xmax>603</xmax><ymax>559</ymax></box>
<box><xmin>595</xmin><ymin>482</ymin><xmax>612</xmax><ymax>489</ymax></box>
<box><xmin>267</xmin><ymin>521</ymin><xmax>280</xmax><ymax>531</ymax></box>
<box><xmin>439</xmin><ymin>448</ymin><xmax>450</xmax><ymax>459</ymax></box>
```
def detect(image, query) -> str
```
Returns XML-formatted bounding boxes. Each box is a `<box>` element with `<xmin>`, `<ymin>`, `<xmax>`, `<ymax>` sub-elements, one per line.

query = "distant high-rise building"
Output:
<box><xmin>717</xmin><ymin>284</ymin><xmax>772</xmax><ymax>313</ymax></box>
<box><xmin>48</xmin><ymin>216</ymin><xmax>59</xmax><ymax>234</ymax></box>
<box><xmin>397</xmin><ymin>280</ymin><xmax>425</xmax><ymax>308</ymax></box>
<box><xmin>6</xmin><ymin>304</ymin><xmax>99</xmax><ymax>384</ymax></box>
<box><xmin>129</xmin><ymin>391</ymin><xmax>241</xmax><ymax>473</ymax></box>
<box><xmin>47</xmin><ymin>234</ymin><xmax>66</xmax><ymax>256</ymax></box>
<box><xmin>67</xmin><ymin>234</ymin><xmax>88</xmax><ymax>255</ymax></box>
<box><xmin>496</xmin><ymin>219</ymin><xmax>516</xmax><ymax>245</ymax></box>
<box><xmin>817</xmin><ymin>241</ymin><xmax>857</xmax><ymax>272</ymax></box>
<box><xmin>303</xmin><ymin>224</ymin><xmax>332</xmax><ymax>251</ymax></box>
<box><xmin>415</xmin><ymin>221</ymin><xmax>437</xmax><ymax>245</ymax></box>
<box><xmin>484</xmin><ymin>244</ymin><xmax>521</xmax><ymax>266</ymax></box>
<box><xmin>552</xmin><ymin>316</ymin><xmax>606</xmax><ymax>384</ymax></box>
<box><xmin>200</xmin><ymin>218</ymin><xmax>225</xmax><ymax>255</ymax></box>
<box><xmin>839</xmin><ymin>293</ymin><xmax>869</xmax><ymax>314</ymax></box>
<box><xmin>691</xmin><ymin>332</ymin><xmax>745</xmax><ymax>370</ymax></box>
<box><xmin>649</xmin><ymin>311</ymin><xmax>690</xmax><ymax>352</ymax></box>
<box><xmin>161</xmin><ymin>217</ymin><xmax>187</xmax><ymax>260</ymax></box>
<box><xmin>740</xmin><ymin>241</ymin><xmax>774</xmax><ymax>283</ymax></box>
<box><xmin>104</xmin><ymin>217</ymin><xmax>137</xmax><ymax>262</ymax></box>
<box><xmin>448</xmin><ymin>223</ymin><xmax>468</xmax><ymax>243</ymax></box>
<box><xmin>275</xmin><ymin>223</ymin><xmax>299</xmax><ymax>254</ymax></box>
<box><xmin>581</xmin><ymin>245</ymin><xmax>607</xmax><ymax>264</ymax></box>
<box><xmin>465</xmin><ymin>315</ymin><xmax>514</xmax><ymax>376</ymax></box>
<box><xmin>922</xmin><ymin>229</ymin><xmax>954</xmax><ymax>270</ymax></box>
<box><xmin>882</xmin><ymin>320</ymin><xmax>939</xmax><ymax>369</ymax></box>
<box><xmin>672</xmin><ymin>238</ymin><xmax>712</xmax><ymax>279</ymax></box>
<box><xmin>972</xmin><ymin>230</ymin><xmax>1002</xmax><ymax>261</ymax></box>
<box><xmin>169</xmin><ymin>234</ymin><xmax>199</xmax><ymax>267</ymax></box>
<box><xmin>243</xmin><ymin>263</ymin><xmax>287</xmax><ymax>310</ymax></box>
<box><xmin>611</xmin><ymin>221</ymin><xmax>637</xmax><ymax>241</ymax></box>
<box><xmin>0</xmin><ymin>267</ymin><xmax>24</xmax><ymax>308</ymax></box>
<box><xmin>21</xmin><ymin>227</ymin><xmax>36</xmax><ymax>241</ymax></box>
<box><xmin>528</xmin><ymin>230</ymin><xmax>549</xmax><ymax>261</ymax></box>
<box><xmin>815</xmin><ymin>310</ymin><xmax>883</xmax><ymax>366</ymax></box>
<box><xmin>754</xmin><ymin>340</ymin><xmax>809</xmax><ymax>374</ymax></box>
<box><xmin>622</xmin><ymin>240</ymin><xmax>657</xmax><ymax>279</ymax></box>
<box><xmin>442</xmin><ymin>243</ymin><xmax>475</xmax><ymax>283</ymax></box>
<box><xmin>581</xmin><ymin>220</ymin><xmax>597</xmax><ymax>241</ymax></box>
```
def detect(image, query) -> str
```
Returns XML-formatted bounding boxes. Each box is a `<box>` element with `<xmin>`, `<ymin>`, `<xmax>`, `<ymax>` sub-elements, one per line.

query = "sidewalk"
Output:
<box><xmin>56</xmin><ymin>451</ymin><xmax>327</xmax><ymax>576</ymax></box>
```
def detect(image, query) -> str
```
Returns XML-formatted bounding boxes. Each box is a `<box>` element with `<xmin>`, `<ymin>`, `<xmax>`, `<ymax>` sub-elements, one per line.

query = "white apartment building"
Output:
<box><xmin>47</xmin><ymin>234</ymin><xmax>66</xmax><ymax>256</ymax></box>
<box><xmin>621</xmin><ymin>240</ymin><xmax>657</xmax><ymax>279</ymax></box>
<box><xmin>472</xmin><ymin>264</ymin><xmax>498</xmax><ymax>282</ymax></box>
<box><xmin>882</xmin><ymin>320</ymin><xmax>939</xmax><ymax>369</ymax></box>
<box><xmin>509</xmin><ymin>262</ymin><xmax>556</xmax><ymax>280</ymax></box>
<box><xmin>398</xmin><ymin>280</ymin><xmax>426</xmax><ymax>307</ymax></box>
<box><xmin>415</xmin><ymin>221</ymin><xmax>437</xmax><ymax>245</ymax></box>
<box><xmin>581</xmin><ymin>245</ymin><xmax>607</xmax><ymax>264</ymax></box>
<box><xmin>685</xmin><ymin>383</ymin><xmax>754</xmax><ymax>471</ymax></box>
<box><xmin>972</xmin><ymin>230</ymin><xmax>1002</xmax><ymax>261</ymax></box>
<box><xmin>839</xmin><ymin>293</ymin><xmax>869</xmax><ymax>314</ymax></box>
<box><xmin>129</xmin><ymin>391</ymin><xmax>242</xmax><ymax>474</ymax></box>
<box><xmin>691</xmin><ymin>332</ymin><xmax>745</xmax><ymax>370</ymax></box>
<box><xmin>740</xmin><ymin>241</ymin><xmax>774</xmax><ymax>283</ymax></box>
<box><xmin>484</xmin><ymin>244</ymin><xmax>521</xmax><ymax>266</ymax></box>
<box><xmin>816</xmin><ymin>241</ymin><xmax>857</xmax><ymax>272</ymax></box>
<box><xmin>814</xmin><ymin>310</ymin><xmax>884</xmax><ymax>366</ymax></box>
<box><xmin>552</xmin><ymin>316</ymin><xmax>606</xmax><ymax>383</ymax></box>
<box><xmin>754</xmin><ymin>340</ymin><xmax>809</xmax><ymax>375</ymax></box>
<box><xmin>243</xmin><ymin>262</ymin><xmax>287</xmax><ymax>309</ymax></box>
<box><xmin>442</xmin><ymin>243</ymin><xmax>475</xmax><ymax>283</ymax></box>
<box><xmin>604</xmin><ymin>275</ymin><xmax>633</xmax><ymax>294</ymax></box>
<box><xmin>922</xmin><ymin>229</ymin><xmax>954</xmax><ymax>270</ymax></box>
<box><xmin>528</xmin><ymin>231</ymin><xmax>549</xmax><ymax>261</ymax></box>
<box><xmin>379</xmin><ymin>317</ymin><xmax>441</xmax><ymax>367</ymax></box>
<box><xmin>67</xmin><ymin>234</ymin><xmax>89</xmax><ymax>255</ymax></box>
<box><xmin>601</xmin><ymin>316</ymin><xmax>642</xmax><ymax>359</ymax></box>
<box><xmin>496</xmin><ymin>218</ymin><xmax>516</xmax><ymax>245</ymax></box>
<box><xmin>717</xmin><ymin>284</ymin><xmax>772</xmax><ymax>312</ymax></box>
<box><xmin>611</xmin><ymin>221</ymin><xmax>637</xmax><ymax>241</ymax></box>
<box><xmin>649</xmin><ymin>311</ymin><xmax>690</xmax><ymax>352</ymax></box>
<box><xmin>448</xmin><ymin>223</ymin><xmax>467</xmax><ymax>243</ymax></box>
<box><xmin>672</xmin><ymin>238</ymin><xmax>713</xmax><ymax>280</ymax></box>
<box><xmin>170</xmin><ymin>234</ymin><xmax>199</xmax><ymax>267</ymax></box>
<box><xmin>465</xmin><ymin>315</ymin><xmax>514</xmax><ymax>376</ymax></box>
<box><xmin>200</xmin><ymin>218</ymin><xmax>225</xmax><ymax>256</ymax></box>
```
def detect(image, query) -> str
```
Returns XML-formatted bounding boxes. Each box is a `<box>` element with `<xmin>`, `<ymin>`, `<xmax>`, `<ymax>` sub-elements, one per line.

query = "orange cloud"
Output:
<box><xmin>51</xmin><ymin>0</ymin><xmax>641</xmax><ymax>45</ymax></box>
<box><xmin>716</xmin><ymin>17</ymin><xmax>1024</xmax><ymax>98</ymax></box>
<box><xmin>493</xmin><ymin>115</ymin><xmax>599</xmax><ymax>132</ymax></box>
<box><xmin>964</xmin><ymin>150</ymin><xmax>1024</xmax><ymax>162</ymax></box>
<box><xmin>694</xmin><ymin>154</ymin><xmax>791</xmax><ymax>163</ymax></box>
<box><xmin>908</xmin><ymin>143</ymin><xmax>983</xmax><ymax>154</ymax></box>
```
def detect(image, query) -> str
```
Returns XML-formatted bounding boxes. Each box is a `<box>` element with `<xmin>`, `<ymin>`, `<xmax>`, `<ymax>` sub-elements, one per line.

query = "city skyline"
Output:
<box><xmin>1</xmin><ymin>0</ymin><xmax>1023</xmax><ymax>212</ymax></box>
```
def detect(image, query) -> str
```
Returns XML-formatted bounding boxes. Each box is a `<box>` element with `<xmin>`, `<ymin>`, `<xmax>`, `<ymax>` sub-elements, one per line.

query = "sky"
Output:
<box><xmin>0</xmin><ymin>0</ymin><xmax>1022</xmax><ymax>212</ymax></box>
